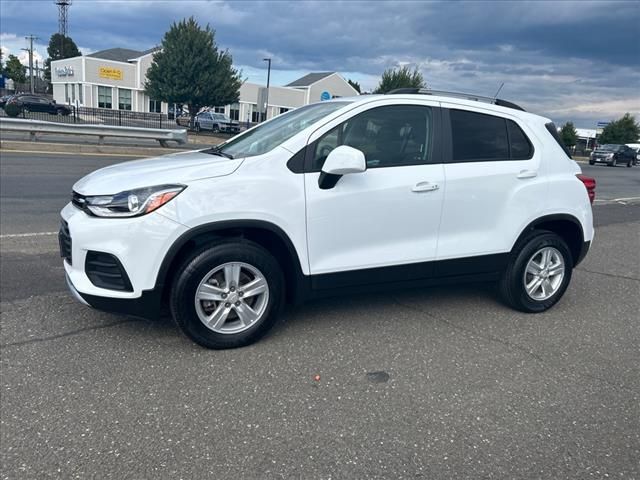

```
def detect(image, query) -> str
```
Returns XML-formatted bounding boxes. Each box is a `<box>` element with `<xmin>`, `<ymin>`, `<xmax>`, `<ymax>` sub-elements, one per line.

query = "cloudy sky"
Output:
<box><xmin>1</xmin><ymin>0</ymin><xmax>639</xmax><ymax>127</ymax></box>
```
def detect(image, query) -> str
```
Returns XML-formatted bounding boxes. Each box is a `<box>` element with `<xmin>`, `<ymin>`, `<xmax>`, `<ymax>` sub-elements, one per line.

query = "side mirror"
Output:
<box><xmin>319</xmin><ymin>145</ymin><xmax>366</xmax><ymax>190</ymax></box>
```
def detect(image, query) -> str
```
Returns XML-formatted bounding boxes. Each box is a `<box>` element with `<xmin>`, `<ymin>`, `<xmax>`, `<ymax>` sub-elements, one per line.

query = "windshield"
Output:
<box><xmin>599</xmin><ymin>144</ymin><xmax>621</xmax><ymax>151</ymax></box>
<box><xmin>215</xmin><ymin>101</ymin><xmax>352</xmax><ymax>158</ymax></box>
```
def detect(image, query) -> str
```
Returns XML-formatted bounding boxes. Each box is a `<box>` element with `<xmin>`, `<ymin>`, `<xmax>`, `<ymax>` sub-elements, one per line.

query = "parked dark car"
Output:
<box><xmin>0</xmin><ymin>94</ymin><xmax>13</xmax><ymax>109</ymax></box>
<box><xmin>590</xmin><ymin>144</ymin><xmax>636</xmax><ymax>167</ymax></box>
<box><xmin>6</xmin><ymin>94</ymin><xmax>72</xmax><ymax>116</ymax></box>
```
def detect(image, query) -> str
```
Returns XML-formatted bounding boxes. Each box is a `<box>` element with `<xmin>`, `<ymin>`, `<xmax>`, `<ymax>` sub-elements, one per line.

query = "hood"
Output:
<box><xmin>73</xmin><ymin>149</ymin><xmax>244</xmax><ymax>195</ymax></box>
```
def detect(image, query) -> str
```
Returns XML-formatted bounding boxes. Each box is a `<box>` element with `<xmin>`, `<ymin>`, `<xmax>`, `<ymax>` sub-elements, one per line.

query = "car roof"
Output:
<box><xmin>326</xmin><ymin>94</ymin><xmax>547</xmax><ymax>123</ymax></box>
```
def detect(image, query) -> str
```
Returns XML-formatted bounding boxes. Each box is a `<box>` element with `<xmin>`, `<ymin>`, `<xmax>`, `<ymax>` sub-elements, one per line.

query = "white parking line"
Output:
<box><xmin>0</xmin><ymin>231</ymin><xmax>57</xmax><ymax>239</ymax></box>
<box><xmin>594</xmin><ymin>196</ymin><xmax>640</xmax><ymax>204</ymax></box>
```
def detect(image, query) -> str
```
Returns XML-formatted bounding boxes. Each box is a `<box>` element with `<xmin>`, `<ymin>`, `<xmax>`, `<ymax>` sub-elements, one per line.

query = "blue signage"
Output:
<box><xmin>320</xmin><ymin>91</ymin><xmax>332</xmax><ymax>101</ymax></box>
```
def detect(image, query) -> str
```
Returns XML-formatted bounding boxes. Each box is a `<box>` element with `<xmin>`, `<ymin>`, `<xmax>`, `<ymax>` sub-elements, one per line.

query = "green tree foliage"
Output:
<box><xmin>5</xmin><ymin>54</ymin><xmax>26</xmax><ymax>83</ymax></box>
<box><xmin>560</xmin><ymin>121</ymin><xmax>578</xmax><ymax>147</ymax></box>
<box><xmin>374</xmin><ymin>66</ymin><xmax>426</xmax><ymax>94</ymax></box>
<box><xmin>43</xmin><ymin>34</ymin><xmax>82</xmax><ymax>91</ymax></box>
<box><xmin>347</xmin><ymin>78</ymin><xmax>361</xmax><ymax>93</ymax></box>
<box><xmin>145</xmin><ymin>17</ymin><xmax>242</xmax><ymax>124</ymax></box>
<box><xmin>598</xmin><ymin>113</ymin><xmax>640</xmax><ymax>144</ymax></box>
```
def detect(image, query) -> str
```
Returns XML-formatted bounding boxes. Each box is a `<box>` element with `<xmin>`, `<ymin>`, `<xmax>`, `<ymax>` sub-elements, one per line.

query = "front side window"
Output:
<box><xmin>312</xmin><ymin>105</ymin><xmax>433</xmax><ymax>170</ymax></box>
<box><xmin>98</xmin><ymin>86</ymin><xmax>112</xmax><ymax>109</ymax></box>
<box><xmin>118</xmin><ymin>89</ymin><xmax>132</xmax><ymax>110</ymax></box>
<box><xmin>215</xmin><ymin>101</ymin><xmax>351</xmax><ymax>159</ymax></box>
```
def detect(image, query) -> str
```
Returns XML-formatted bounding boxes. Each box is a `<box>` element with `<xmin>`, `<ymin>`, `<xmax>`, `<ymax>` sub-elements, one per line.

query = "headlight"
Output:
<box><xmin>84</xmin><ymin>184</ymin><xmax>185</xmax><ymax>218</ymax></box>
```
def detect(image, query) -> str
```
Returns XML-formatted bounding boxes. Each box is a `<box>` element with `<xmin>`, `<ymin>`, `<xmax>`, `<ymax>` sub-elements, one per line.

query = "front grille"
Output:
<box><xmin>71</xmin><ymin>191</ymin><xmax>89</xmax><ymax>212</ymax></box>
<box><xmin>85</xmin><ymin>251</ymin><xmax>133</xmax><ymax>292</ymax></box>
<box><xmin>58</xmin><ymin>220</ymin><xmax>72</xmax><ymax>265</ymax></box>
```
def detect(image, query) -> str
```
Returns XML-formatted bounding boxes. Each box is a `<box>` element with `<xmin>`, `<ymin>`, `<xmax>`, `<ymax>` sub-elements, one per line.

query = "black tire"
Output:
<box><xmin>589</xmin><ymin>160</ymin><xmax>595</xmax><ymax>165</ymax></box>
<box><xmin>170</xmin><ymin>241</ymin><xmax>285</xmax><ymax>349</ymax></box>
<box><xmin>194</xmin><ymin>123</ymin><xmax>201</xmax><ymax>133</ymax></box>
<box><xmin>627</xmin><ymin>159</ymin><xmax>633</xmax><ymax>168</ymax></box>
<box><xmin>499</xmin><ymin>230</ymin><xmax>573</xmax><ymax>313</ymax></box>
<box><xmin>212</xmin><ymin>124</ymin><xmax>220</xmax><ymax>133</ymax></box>
<box><xmin>609</xmin><ymin>157</ymin><xmax>617</xmax><ymax>167</ymax></box>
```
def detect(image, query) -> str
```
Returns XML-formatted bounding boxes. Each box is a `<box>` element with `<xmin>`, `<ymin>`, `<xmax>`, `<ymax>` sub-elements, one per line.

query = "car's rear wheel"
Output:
<box><xmin>499</xmin><ymin>230</ymin><xmax>572</xmax><ymax>313</ymax></box>
<box><xmin>170</xmin><ymin>241</ymin><xmax>285</xmax><ymax>349</ymax></box>
<box><xmin>627</xmin><ymin>159</ymin><xmax>633</xmax><ymax>167</ymax></box>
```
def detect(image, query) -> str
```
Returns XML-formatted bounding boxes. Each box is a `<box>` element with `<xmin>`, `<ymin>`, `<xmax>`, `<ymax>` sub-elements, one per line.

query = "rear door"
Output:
<box><xmin>437</xmin><ymin>105</ymin><xmax>545</xmax><ymax>261</ymax></box>
<box><xmin>304</xmin><ymin>102</ymin><xmax>446</xmax><ymax>279</ymax></box>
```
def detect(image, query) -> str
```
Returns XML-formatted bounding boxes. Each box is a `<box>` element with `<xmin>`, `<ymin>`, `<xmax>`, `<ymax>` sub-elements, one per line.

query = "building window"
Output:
<box><xmin>149</xmin><ymin>99</ymin><xmax>162</xmax><ymax>113</ymax></box>
<box><xmin>118</xmin><ymin>89</ymin><xmax>132</xmax><ymax>110</ymax></box>
<box><xmin>71</xmin><ymin>84</ymin><xmax>75</xmax><ymax>103</ymax></box>
<box><xmin>251</xmin><ymin>104</ymin><xmax>261</xmax><ymax>123</ymax></box>
<box><xmin>213</xmin><ymin>106</ymin><xmax>225</xmax><ymax>113</ymax></box>
<box><xmin>78</xmin><ymin>84</ymin><xmax>83</xmax><ymax>104</ymax></box>
<box><xmin>98</xmin><ymin>86</ymin><xmax>112</xmax><ymax>109</ymax></box>
<box><xmin>279</xmin><ymin>107</ymin><xmax>289</xmax><ymax>115</ymax></box>
<box><xmin>65</xmin><ymin>84</ymin><xmax>69</xmax><ymax>103</ymax></box>
<box><xmin>229</xmin><ymin>104</ymin><xmax>240</xmax><ymax>121</ymax></box>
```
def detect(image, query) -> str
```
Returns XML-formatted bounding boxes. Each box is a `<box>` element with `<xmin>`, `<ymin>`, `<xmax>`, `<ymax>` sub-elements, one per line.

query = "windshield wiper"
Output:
<box><xmin>204</xmin><ymin>146</ymin><xmax>234</xmax><ymax>159</ymax></box>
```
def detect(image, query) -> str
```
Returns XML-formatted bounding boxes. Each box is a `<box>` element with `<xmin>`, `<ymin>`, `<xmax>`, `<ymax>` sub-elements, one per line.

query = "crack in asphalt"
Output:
<box><xmin>0</xmin><ymin>318</ymin><xmax>140</xmax><ymax>349</ymax></box>
<box><xmin>575</xmin><ymin>267</ymin><xmax>639</xmax><ymax>282</ymax></box>
<box><xmin>390</xmin><ymin>296</ymin><xmax>637</xmax><ymax>394</ymax></box>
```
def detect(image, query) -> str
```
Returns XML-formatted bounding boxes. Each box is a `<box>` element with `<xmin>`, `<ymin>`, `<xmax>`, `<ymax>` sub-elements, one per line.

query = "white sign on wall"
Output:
<box><xmin>55</xmin><ymin>66</ymin><xmax>74</xmax><ymax>77</ymax></box>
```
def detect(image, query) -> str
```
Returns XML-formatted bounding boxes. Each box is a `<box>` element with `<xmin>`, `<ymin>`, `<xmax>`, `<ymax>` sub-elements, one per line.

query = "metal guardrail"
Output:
<box><xmin>0</xmin><ymin>117</ymin><xmax>188</xmax><ymax>147</ymax></box>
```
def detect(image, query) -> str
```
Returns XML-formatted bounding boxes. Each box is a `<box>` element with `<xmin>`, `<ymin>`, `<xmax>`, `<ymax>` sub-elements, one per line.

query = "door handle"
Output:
<box><xmin>517</xmin><ymin>169</ymin><xmax>537</xmax><ymax>179</ymax></box>
<box><xmin>412</xmin><ymin>181</ymin><xmax>439</xmax><ymax>193</ymax></box>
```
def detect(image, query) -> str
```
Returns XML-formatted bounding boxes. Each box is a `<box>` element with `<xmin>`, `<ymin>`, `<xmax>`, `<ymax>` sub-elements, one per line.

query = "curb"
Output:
<box><xmin>0</xmin><ymin>140</ymin><xmax>203</xmax><ymax>156</ymax></box>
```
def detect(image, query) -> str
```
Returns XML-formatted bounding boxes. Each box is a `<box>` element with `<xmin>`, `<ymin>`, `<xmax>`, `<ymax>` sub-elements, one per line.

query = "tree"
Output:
<box><xmin>347</xmin><ymin>78</ymin><xmax>361</xmax><ymax>93</ymax></box>
<box><xmin>43</xmin><ymin>33</ymin><xmax>81</xmax><ymax>91</ymax></box>
<box><xmin>560</xmin><ymin>121</ymin><xmax>578</xmax><ymax>148</ymax></box>
<box><xmin>145</xmin><ymin>17</ymin><xmax>242</xmax><ymax>126</ymax></box>
<box><xmin>374</xmin><ymin>66</ymin><xmax>426</xmax><ymax>94</ymax></box>
<box><xmin>5</xmin><ymin>55</ymin><xmax>26</xmax><ymax>83</ymax></box>
<box><xmin>598</xmin><ymin>113</ymin><xmax>640</xmax><ymax>144</ymax></box>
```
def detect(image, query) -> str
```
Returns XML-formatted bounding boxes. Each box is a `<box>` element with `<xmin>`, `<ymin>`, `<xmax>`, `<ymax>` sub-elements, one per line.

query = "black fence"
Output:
<box><xmin>1</xmin><ymin>105</ymin><xmax>174</xmax><ymax>130</ymax></box>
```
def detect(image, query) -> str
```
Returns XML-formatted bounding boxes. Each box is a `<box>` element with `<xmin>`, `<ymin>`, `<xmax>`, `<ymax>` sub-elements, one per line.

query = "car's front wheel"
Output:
<box><xmin>170</xmin><ymin>241</ymin><xmax>285</xmax><ymax>349</ymax></box>
<box><xmin>609</xmin><ymin>157</ymin><xmax>617</xmax><ymax>167</ymax></box>
<box><xmin>499</xmin><ymin>230</ymin><xmax>573</xmax><ymax>313</ymax></box>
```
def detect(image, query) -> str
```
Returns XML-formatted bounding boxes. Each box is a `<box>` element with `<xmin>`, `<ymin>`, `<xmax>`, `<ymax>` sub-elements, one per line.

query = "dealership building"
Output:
<box><xmin>50</xmin><ymin>48</ymin><xmax>359</xmax><ymax>120</ymax></box>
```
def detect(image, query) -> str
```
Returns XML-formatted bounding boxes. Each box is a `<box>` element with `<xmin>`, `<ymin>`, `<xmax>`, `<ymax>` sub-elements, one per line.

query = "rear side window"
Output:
<box><xmin>545</xmin><ymin>122</ymin><xmax>572</xmax><ymax>159</ymax></box>
<box><xmin>450</xmin><ymin>109</ymin><xmax>533</xmax><ymax>162</ymax></box>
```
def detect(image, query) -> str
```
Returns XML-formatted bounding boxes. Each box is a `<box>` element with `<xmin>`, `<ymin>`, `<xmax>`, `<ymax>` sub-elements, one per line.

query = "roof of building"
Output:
<box><xmin>86</xmin><ymin>48</ymin><xmax>145</xmax><ymax>62</ymax></box>
<box><xmin>286</xmin><ymin>72</ymin><xmax>335</xmax><ymax>87</ymax></box>
<box><xmin>85</xmin><ymin>47</ymin><xmax>160</xmax><ymax>62</ymax></box>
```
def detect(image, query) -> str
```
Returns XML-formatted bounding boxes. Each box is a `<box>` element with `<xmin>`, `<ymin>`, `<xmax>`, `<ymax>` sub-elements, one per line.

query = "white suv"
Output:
<box><xmin>60</xmin><ymin>90</ymin><xmax>595</xmax><ymax>349</ymax></box>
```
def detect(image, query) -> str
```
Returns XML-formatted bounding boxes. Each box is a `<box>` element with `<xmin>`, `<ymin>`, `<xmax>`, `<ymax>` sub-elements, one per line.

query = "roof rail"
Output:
<box><xmin>386</xmin><ymin>88</ymin><xmax>526</xmax><ymax>112</ymax></box>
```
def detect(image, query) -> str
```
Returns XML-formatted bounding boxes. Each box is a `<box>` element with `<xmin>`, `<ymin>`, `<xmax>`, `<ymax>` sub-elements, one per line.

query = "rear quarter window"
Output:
<box><xmin>545</xmin><ymin>122</ymin><xmax>572</xmax><ymax>159</ymax></box>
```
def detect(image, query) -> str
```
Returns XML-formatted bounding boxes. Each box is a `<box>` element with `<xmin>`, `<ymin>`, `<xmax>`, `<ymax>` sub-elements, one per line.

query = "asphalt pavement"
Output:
<box><xmin>1</xmin><ymin>150</ymin><xmax>639</xmax><ymax>479</ymax></box>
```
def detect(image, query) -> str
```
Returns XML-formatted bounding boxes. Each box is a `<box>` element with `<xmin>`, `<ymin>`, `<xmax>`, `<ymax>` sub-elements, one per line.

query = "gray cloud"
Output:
<box><xmin>1</xmin><ymin>0</ymin><xmax>638</xmax><ymax>127</ymax></box>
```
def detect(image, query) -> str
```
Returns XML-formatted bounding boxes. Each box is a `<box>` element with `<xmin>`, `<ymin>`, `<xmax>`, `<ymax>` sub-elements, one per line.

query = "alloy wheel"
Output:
<box><xmin>194</xmin><ymin>262</ymin><xmax>269</xmax><ymax>334</ymax></box>
<box><xmin>522</xmin><ymin>247</ymin><xmax>565</xmax><ymax>301</ymax></box>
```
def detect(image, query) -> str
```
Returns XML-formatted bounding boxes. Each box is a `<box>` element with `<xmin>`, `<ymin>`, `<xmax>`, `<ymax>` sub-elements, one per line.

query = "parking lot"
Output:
<box><xmin>1</xmin><ymin>150</ymin><xmax>639</xmax><ymax>478</ymax></box>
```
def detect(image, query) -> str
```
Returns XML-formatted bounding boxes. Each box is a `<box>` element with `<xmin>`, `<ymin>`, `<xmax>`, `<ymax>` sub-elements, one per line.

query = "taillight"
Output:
<box><xmin>576</xmin><ymin>174</ymin><xmax>596</xmax><ymax>205</ymax></box>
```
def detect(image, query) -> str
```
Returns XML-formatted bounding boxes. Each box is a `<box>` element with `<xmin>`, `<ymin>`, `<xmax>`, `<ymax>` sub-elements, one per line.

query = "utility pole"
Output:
<box><xmin>263</xmin><ymin>58</ymin><xmax>271</xmax><ymax>122</ymax></box>
<box><xmin>22</xmin><ymin>35</ymin><xmax>39</xmax><ymax>93</ymax></box>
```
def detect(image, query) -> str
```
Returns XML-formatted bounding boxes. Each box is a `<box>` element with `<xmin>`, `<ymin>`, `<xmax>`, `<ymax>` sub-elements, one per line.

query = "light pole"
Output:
<box><xmin>263</xmin><ymin>58</ymin><xmax>271</xmax><ymax>122</ymax></box>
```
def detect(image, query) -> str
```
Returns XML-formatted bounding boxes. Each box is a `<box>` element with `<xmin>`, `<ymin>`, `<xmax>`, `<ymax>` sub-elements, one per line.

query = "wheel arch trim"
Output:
<box><xmin>154</xmin><ymin>219</ymin><xmax>306</xmax><ymax>291</ymax></box>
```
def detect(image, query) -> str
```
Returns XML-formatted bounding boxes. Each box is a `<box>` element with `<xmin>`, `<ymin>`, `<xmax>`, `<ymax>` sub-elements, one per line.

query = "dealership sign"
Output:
<box><xmin>55</xmin><ymin>66</ymin><xmax>74</xmax><ymax>77</ymax></box>
<box><xmin>99</xmin><ymin>67</ymin><xmax>123</xmax><ymax>81</ymax></box>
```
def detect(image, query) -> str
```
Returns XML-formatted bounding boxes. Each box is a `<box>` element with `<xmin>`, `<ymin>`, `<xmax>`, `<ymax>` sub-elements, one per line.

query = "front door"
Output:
<box><xmin>304</xmin><ymin>104</ymin><xmax>445</xmax><ymax>281</ymax></box>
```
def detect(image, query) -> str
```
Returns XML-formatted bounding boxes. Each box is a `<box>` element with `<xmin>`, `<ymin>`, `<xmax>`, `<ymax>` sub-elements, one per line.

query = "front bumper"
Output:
<box><xmin>60</xmin><ymin>202</ymin><xmax>188</xmax><ymax>313</ymax></box>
